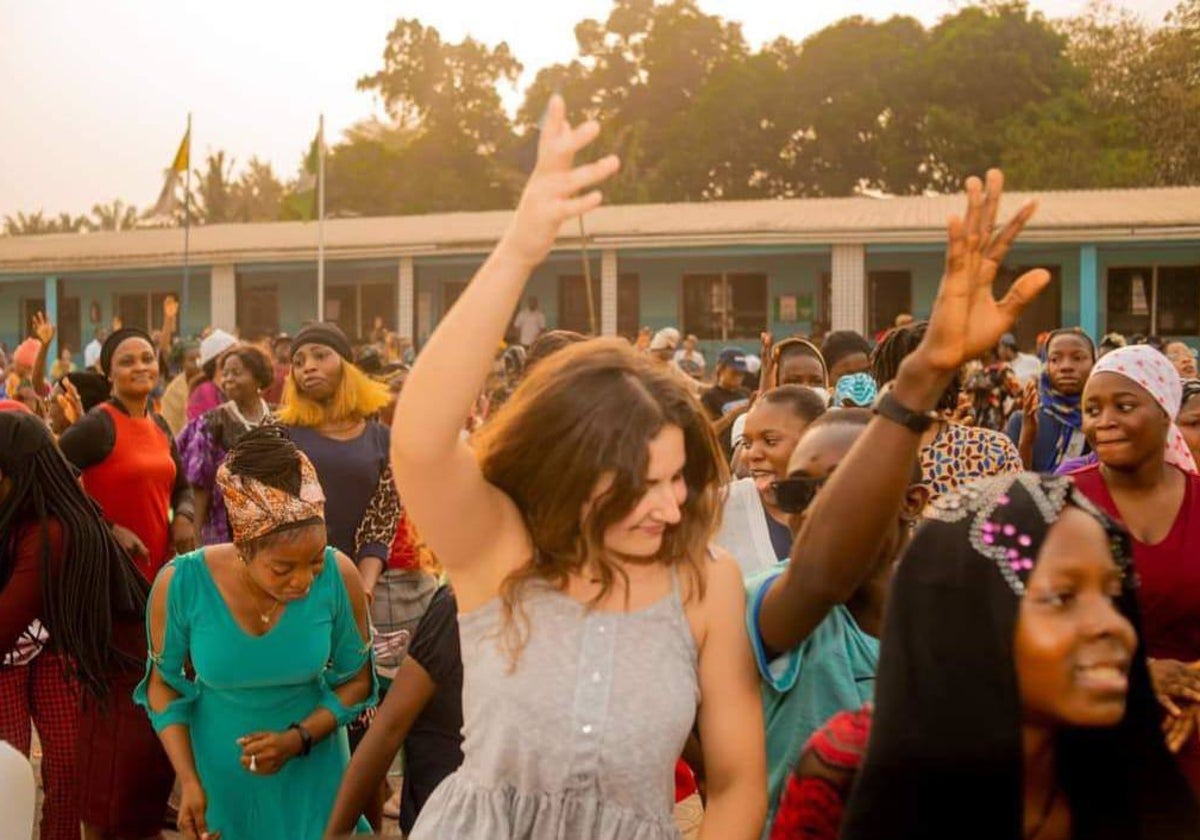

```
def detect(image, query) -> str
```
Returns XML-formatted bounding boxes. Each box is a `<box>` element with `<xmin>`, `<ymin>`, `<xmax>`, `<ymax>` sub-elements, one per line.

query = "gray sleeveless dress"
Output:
<box><xmin>408</xmin><ymin>571</ymin><xmax>700</xmax><ymax>840</ymax></box>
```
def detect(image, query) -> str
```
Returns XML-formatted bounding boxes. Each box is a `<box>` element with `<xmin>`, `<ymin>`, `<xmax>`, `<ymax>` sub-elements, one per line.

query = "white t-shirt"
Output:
<box><xmin>513</xmin><ymin>309</ymin><xmax>546</xmax><ymax>347</ymax></box>
<box><xmin>674</xmin><ymin>349</ymin><xmax>706</xmax><ymax>371</ymax></box>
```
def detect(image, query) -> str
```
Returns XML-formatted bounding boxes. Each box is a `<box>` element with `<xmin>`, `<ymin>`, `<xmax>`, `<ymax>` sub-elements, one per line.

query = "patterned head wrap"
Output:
<box><xmin>833</xmin><ymin>372</ymin><xmax>878</xmax><ymax>408</ymax></box>
<box><xmin>1090</xmin><ymin>344</ymin><xmax>1198</xmax><ymax>474</ymax></box>
<box><xmin>216</xmin><ymin>449</ymin><xmax>326</xmax><ymax>544</ymax></box>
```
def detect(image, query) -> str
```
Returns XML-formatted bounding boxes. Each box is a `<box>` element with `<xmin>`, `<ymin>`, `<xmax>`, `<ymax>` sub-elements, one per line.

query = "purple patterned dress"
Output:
<box><xmin>176</xmin><ymin>401</ymin><xmax>270</xmax><ymax>545</ymax></box>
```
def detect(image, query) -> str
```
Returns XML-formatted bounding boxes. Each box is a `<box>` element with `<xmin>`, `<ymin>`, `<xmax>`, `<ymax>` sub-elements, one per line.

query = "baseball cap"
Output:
<box><xmin>649</xmin><ymin>328</ymin><xmax>680</xmax><ymax>352</ymax></box>
<box><xmin>999</xmin><ymin>333</ymin><xmax>1018</xmax><ymax>349</ymax></box>
<box><xmin>717</xmin><ymin>348</ymin><xmax>749</xmax><ymax>372</ymax></box>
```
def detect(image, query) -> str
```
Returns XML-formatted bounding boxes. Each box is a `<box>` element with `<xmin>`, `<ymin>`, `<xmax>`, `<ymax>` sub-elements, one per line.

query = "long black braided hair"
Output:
<box><xmin>0</xmin><ymin>411</ymin><xmax>150</xmax><ymax>699</ymax></box>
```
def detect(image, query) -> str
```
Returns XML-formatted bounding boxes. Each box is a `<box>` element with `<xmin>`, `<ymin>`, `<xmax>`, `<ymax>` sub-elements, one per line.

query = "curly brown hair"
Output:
<box><xmin>473</xmin><ymin>338</ymin><xmax>727</xmax><ymax>661</ymax></box>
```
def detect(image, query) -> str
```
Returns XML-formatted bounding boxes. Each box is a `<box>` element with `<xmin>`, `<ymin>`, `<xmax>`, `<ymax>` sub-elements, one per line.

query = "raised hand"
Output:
<box><xmin>56</xmin><ymin>377</ymin><xmax>85</xmax><ymax>426</ymax></box>
<box><xmin>31</xmin><ymin>311</ymin><xmax>55</xmax><ymax>345</ymax></box>
<box><xmin>1021</xmin><ymin>380</ymin><xmax>1040</xmax><ymax>431</ymax></box>
<box><xmin>163</xmin><ymin>295</ymin><xmax>180</xmax><ymax>322</ymax></box>
<box><xmin>914</xmin><ymin>170</ymin><xmax>1050</xmax><ymax>376</ymax></box>
<box><xmin>500</xmin><ymin>95</ymin><xmax>620</xmax><ymax>271</ymax></box>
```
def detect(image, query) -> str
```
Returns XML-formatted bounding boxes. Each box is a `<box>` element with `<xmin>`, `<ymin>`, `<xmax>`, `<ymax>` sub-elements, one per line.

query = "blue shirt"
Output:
<box><xmin>745</xmin><ymin>562</ymin><xmax>880</xmax><ymax>837</ymax></box>
<box><xmin>1005</xmin><ymin>410</ymin><xmax>1089</xmax><ymax>473</ymax></box>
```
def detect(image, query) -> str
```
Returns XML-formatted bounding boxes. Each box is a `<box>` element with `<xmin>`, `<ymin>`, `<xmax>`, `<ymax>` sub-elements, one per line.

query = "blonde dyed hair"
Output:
<box><xmin>275</xmin><ymin>356</ymin><xmax>391</xmax><ymax>427</ymax></box>
<box><xmin>474</xmin><ymin>338</ymin><xmax>727</xmax><ymax>662</ymax></box>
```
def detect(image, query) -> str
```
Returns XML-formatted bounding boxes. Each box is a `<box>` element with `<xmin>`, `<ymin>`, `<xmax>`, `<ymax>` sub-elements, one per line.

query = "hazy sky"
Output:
<box><xmin>0</xmin><ymin>0</ymin><xmax>1177</xmax><ymax>219</ymax></box>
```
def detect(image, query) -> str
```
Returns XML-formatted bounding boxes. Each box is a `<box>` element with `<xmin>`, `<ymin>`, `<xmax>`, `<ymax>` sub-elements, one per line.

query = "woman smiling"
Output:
<box><xmin>1067</xmin><ymin>344</ymin><xmax>1200</xmax><ymax>794</ymax></box>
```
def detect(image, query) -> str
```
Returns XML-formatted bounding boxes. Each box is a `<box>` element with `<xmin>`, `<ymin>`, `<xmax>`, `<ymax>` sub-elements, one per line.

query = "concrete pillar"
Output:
<box><xmin>398</xmin><ymin>257</ymin><xmax>415</xmax><ymax>340</ymax></box>
<box><xmin>831</xmin><ymin>244</ymin><xmax>866</xmax><ymax>334</ymax></box>
<box><xmin>1079</xmin><ymin>244</ymin><xmax>1098</xmax><ymax>340</ymax></box>
<box><xmin>601</xmin><ymin>249</ymin><xmax>618</xmax><ymax>337</ymax></box>
<box><xmin>43</xmin><ymin>276</ymin><xmax>58</xmax><ymax>373</ymax></box>
<box><xmin>210</xmin><ymin>264</ymin><xmax>237</xmax><ymax>333</ymax></box>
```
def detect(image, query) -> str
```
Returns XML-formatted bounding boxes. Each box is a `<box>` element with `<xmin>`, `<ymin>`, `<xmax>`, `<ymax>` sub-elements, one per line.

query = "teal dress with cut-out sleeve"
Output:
<box><xmin>134</xmin><ymin>547</ymin><xmax>377</xmax><ymax>840</ymax></box>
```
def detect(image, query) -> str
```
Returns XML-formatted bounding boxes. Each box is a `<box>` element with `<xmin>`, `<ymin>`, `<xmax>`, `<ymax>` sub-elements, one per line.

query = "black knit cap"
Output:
<box><xmin>100</xmin><ymin>327</ymin><xmax>155</xmax><ymax>377</ymax></box>
<box><xmin>293</xmin><ymin>322</ymin><xmax>352</xmax><ymax>361</ymax></box>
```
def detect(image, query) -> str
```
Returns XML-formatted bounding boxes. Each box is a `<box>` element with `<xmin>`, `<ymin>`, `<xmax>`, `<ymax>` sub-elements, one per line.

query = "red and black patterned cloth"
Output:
<box><xmin>770</xmin><ymin>705</ymin><xmax>872</xmax><ymax>840</ymax></box>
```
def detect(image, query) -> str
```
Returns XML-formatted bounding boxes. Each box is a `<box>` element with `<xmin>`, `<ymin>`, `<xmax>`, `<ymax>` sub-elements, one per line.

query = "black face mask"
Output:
<box><xmin>771</xmin><ymin>473</ymin><xmax>828</xmax><ymax>514</ymax></box>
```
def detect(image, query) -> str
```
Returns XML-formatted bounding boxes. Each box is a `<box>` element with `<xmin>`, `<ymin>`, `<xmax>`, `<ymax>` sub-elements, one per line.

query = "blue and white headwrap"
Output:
<box><xmin>833</xmin><ymin>372</ymin><xmax>878</xmax><ymax>407</ymax></box>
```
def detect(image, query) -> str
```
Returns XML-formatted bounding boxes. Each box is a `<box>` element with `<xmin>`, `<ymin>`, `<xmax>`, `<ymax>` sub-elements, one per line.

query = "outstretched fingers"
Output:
<box><xmin>565</xmin><ymin>154</ymin><xmax>620</xmax><ymax>195</ymax></box>
<box><xmin>997</xmin><ymin>268</ymin><xmax>1052</xmax><ymax>321</ymax></box>
<box><xmin>962</xmin><ymin>176</ymin><xmax>984</xmax><ymax>248</ymax></box>
<box><xmin>560</xmin><ymin>190</ymin><xmax>605</xmax><ymax>218</ymax></box>
<box><xmin>985</xmin><ymin>200</ymin><xmax>1038</xmax><ymax>266</ymax></box>
<box><xmin>979</xmin><ymin>169</ymin><xmax>1003</xmax><ymax>243</ymax></box>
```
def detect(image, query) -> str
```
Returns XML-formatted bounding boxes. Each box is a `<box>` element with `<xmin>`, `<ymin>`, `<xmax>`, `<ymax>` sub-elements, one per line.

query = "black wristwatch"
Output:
<box><xmin>872</xmin><ymin>389</ymin><xmax>938</xmax><ymax>433</ymax></box>
<box><xmin>288</xmin><ymin>722</ymin><xmax>313</xmax><ymax>757</ymax></box>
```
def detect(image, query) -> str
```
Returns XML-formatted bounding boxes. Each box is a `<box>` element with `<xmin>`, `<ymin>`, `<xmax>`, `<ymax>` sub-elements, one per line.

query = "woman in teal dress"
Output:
<box><xmin>135</xmin><ymin>426</ymin><xmax>377</xmax><ymax>840</ymax></box>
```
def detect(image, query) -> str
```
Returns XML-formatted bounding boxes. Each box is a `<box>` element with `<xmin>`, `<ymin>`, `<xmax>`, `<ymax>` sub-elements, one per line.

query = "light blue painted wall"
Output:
<box><xmin>0</xmin><ymin>279</ymin><xmax>44</xmax><ymax>353</ymax></box>
<box><xmin>865</xmin><ymin>245</ymin><xmax>1083</xmax><ymax>323</ymax></box>
<box><xmin>618</xmin><ymin>251</ymin><xmax>831</xmax><ymax>356</ymax></box>
<box><xmin>2</xmin><ymin>240</ymin><xmax>1196</xmax><ymax>359</ymax></box>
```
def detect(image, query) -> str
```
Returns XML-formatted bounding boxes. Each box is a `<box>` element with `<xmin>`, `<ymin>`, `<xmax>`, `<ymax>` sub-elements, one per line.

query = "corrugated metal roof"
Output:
<box><xmin>2</xmin><ymin>187</ymin><xmax>1198</xmax><ymax>274</ymax></box>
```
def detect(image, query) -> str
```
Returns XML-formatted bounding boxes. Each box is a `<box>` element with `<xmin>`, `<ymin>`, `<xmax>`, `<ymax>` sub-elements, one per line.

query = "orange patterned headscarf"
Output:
<box><xmin>216</xmin><ymin>451</ymin><xmax>326</xmax><ymax>544</ymax></box>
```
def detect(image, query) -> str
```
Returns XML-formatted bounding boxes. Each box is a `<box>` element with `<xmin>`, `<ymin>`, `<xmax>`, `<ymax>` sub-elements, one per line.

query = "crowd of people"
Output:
<box><xmin>2</xmin><ymin>97</ymin><xmax>1200</xmax><ymax>840</ymax></box>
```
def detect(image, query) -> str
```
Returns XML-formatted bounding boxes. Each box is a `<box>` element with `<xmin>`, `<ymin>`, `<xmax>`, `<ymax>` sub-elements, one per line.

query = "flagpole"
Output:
<box><xmin>182</xmin><ymin>112</ymin><xmax>192</xmax><ymax>328</ymax></box>
<box><xmin>317</xmin><ymin>114</ymin><xmax>326</xmax><ymax>322</ymax></box>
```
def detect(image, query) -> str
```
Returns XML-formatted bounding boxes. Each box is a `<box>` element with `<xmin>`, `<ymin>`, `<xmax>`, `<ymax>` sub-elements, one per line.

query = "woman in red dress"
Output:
<box><xmin>1068</xmin><ymin>343</ymin><xmax>1200</xmax><ymax>794</ymax></box>
<box><xmin>59</xmin><ymin>327</ymin><xmax>196</xmax><ymax>839</ymax></box>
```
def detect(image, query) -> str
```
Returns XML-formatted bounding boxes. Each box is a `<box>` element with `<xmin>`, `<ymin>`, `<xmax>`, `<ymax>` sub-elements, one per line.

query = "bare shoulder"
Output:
<box><xmin>681</xmin><ymin>547</ymin><xmax>747</xmax><ymax>653</ymax></box>
<box><xmin>331</xmin><ymin>550</ymin><xmax>365</xmax><ymax>594</ymax></box>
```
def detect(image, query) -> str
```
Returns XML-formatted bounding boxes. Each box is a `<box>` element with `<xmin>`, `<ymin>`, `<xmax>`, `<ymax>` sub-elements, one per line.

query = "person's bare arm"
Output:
<box><xmin>145</xmin><ymin>567</ymin><xmax>213</xmax><ymax>840</ymax></box>
<box><xmin>757</xmin><ymin>170</ymin><xmax>1050</xmax><ymax>654</ymax></box>
<box><xmin>695</xmin><ymin>551</ymin><xmax>767</xmax><ymax>839</ymax></box>
<box><xmin>390</xmin><ymin>96</ymin><xmax>619</xmax><ymax>606</ymax></box>
<box><xmin>160</xmin><ymin>296</ymin><xmax>179</xmax><ymax>357</ymax></box>
<box><xmin>31</xmin><ymin>312</ymin><xmax>54</xmax><ymax>395</ymax></box>
<box><xmin>324</xmin><ymin>655</ymin><xmax>437</xmax><ymax>836</ymax></box>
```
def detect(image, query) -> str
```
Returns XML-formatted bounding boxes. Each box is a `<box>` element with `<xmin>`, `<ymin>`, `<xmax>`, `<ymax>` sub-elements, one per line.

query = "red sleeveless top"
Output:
<box><xmin>80</xmin><ymin>403</ymin><xmax>177</xmax><ymax>580</ymax></box>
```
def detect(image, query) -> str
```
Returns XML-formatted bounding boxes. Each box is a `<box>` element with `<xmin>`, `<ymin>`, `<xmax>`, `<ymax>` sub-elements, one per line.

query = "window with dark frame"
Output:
<box><xmin>682</xmin><ymin>273</ymin><xmax>767</xmax><ymax>341</ymax></box>
<box><xmin>557</xmin><ymin>273</ymin><xmax>641</xmax><ymax>337</ymax></box>
<box><xmin>867</xmin><ymin>270</ymin><xmax>912</xmax><ymax>337</ymax></box>
<box><xmin>1155</xmin><ymin>266</ymin><xmax>1200</xmax><ymax>336</ymax></box>
<box><xmin>1105</xmin><ymin>264</ymin><xmax>1200</xmax><ymax>338</ymax></box>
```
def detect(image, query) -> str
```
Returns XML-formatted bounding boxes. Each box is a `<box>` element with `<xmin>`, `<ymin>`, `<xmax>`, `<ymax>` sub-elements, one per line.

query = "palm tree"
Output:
<box><xmin>87</xmin><ymin>199</ymin><xmax>139</xmax><ymax>231</ymax></box>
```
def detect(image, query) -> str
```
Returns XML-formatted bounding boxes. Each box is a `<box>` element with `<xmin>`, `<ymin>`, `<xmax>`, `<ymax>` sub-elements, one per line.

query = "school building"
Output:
<box><xmin>2</xmin><ymin>186</ymin><xmax>1198</xmax><ymax>364</ymax></box>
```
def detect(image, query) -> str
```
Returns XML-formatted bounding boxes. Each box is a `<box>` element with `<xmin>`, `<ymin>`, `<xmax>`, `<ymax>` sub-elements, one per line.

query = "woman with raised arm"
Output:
<box><xmin>390</xmin><ymin>96</ymin><xmax>767</xmax><ymax>840</ymax></box>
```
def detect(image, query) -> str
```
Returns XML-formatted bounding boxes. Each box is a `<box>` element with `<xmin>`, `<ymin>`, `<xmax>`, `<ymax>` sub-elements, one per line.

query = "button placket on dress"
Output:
<box><xmin>565</xmin><ymin>612</ymin><xmax>617</xmax><ymax>792</ymax></box>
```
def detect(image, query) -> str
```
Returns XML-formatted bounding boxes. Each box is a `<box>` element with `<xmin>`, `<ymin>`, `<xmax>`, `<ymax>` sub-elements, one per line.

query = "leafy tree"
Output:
<box><xmin>347</xmin><ymin>19</ymin><xmax>523</xmax><ymax>213</ymax></box>
<box><xmin>229</xmin><ymin>157</ymin><xmax>287</xmax><ymax>223</ymax></box>
<box><xmin>920</xmin><ymin>2</ymin><xmax>1082</xmax><ymax>190</ymax></box>
<box><xmin>519</xmin><ymin>0</ymin><xmax>748</xmax><ymax>202</ymax></box>
<box><xmin>998</xmin><ymin>93</ymin><xmax>1153</xmax><ymax>188</ymax></box>
<box><xmin>1062</xmin><ymin>0</ymin><xmax>1199</xmax><ymax>186</ymax></box>
<box><xmin>193</xmin><ymin>151</ymin><xmax>236</xmax><ymax>224</ymax></box>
